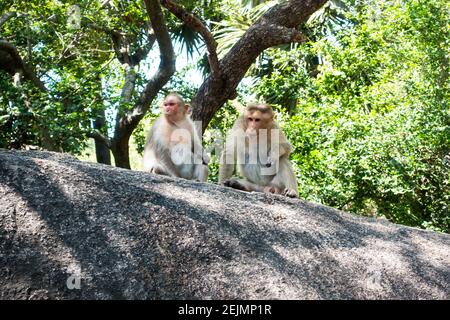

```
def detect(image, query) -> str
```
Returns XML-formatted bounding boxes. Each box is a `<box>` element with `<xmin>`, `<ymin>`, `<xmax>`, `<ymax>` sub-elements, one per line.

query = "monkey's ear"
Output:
<box><xmin>185</xmin><ymin>104</ymin><xmax>192</xmax><ymax>115</ymax></box>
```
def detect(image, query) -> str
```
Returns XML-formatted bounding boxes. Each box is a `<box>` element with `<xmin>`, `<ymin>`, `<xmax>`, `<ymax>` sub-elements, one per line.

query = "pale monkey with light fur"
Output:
<box><xmin>219</xmin><ymin>103</ymin><xmax>298</xmax><ymax>197</ymax></box>
<box><xmin>143</xmin><ymin>93</ymin><xmax>209</xmax><ymax>182</ymax></box>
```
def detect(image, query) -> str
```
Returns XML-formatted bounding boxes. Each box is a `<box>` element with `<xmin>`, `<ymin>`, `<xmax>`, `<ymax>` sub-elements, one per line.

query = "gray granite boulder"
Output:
<box><xmin>0</xmin><ymin>149</ymin><xmax>449</xmax><ymax>299</ymax></box>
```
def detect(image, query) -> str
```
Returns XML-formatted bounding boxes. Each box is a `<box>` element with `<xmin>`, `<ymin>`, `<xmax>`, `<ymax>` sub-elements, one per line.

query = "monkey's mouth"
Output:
<box><xmin>163</xmin><ymin>107</ymin><xmax>176</xmax><ymax>114</ymax></box>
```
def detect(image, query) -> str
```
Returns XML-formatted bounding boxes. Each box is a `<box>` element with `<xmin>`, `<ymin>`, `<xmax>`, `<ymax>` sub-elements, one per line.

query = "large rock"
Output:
<box><xmin>0</xmin><ymin>149</ymin><xmax>449</xmax><ymax>299</ymax></box>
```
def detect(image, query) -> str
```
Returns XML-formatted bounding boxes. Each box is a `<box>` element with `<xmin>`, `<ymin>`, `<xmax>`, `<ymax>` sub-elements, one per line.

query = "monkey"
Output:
<box><xmin>219</xmin><ymin>103</ymin><xmax>298</xmax><ymax>197</ymax></box>
<box><xmin>142</xmin><ymin>93</ymin><xmax>209</xmax><ymax>182</ymax></box>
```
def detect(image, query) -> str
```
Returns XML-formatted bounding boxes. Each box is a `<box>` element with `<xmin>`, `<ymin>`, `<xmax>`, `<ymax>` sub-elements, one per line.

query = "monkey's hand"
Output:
<box><xmin>150</xmin><ymin>166</ymin><xmax>167</xmax><ymax>176</ymax></box>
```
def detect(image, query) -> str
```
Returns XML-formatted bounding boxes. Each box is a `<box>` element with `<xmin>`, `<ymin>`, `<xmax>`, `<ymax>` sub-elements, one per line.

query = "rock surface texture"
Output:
<box><xmin>0</xmin><ymin>149</ymin><xmax>449</xmax><ymax>299</ymax></box>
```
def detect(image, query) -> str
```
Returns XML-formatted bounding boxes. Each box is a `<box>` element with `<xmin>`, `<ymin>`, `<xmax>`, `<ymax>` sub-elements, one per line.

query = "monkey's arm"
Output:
<box><xmin>191</xmin><ymin>128</ymin><xmax>210</xmax><ymax>165</ymax></box>
<box><xmin>277</xmin><ymin>142</ymin><xmax>292</xmax><ymax>158</ymax></box>
<box><xmin>271</xmin><ymin>129</ymin><xmax>293</xmax><ymax>159</ymax></box>
<box><xmin>157</xmin><ymin>149</ymin><xmax>182</xmax><ymax>177</ymax></box>
<box><xmin>218</xmin><ymin>138</ymin><xmax>236</xmax><ymax>184</ymax></box>
<box><xmin>147</xmin><ymin>121</ymin><xmax>181</xmax><ymax>177</ymax></box>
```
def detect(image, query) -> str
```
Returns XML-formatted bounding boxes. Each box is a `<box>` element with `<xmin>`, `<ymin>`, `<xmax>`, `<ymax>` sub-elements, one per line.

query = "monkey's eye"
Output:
<box><xmin>164</xmin><ymin>102</ymin><xmax>177</xmax><ymax>106</ymax></box>
<box><xmin>255</xmin><ymin>119</ymin><xmax>261</xmax><ymax>122</ymax></box>
<box><xmin>248</xmin><ymin>117</ymin><xmax>254</xmax><ymax>121</ymax></box>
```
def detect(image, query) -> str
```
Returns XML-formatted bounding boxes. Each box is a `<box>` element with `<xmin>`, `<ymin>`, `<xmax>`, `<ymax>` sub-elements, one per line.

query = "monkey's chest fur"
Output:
<box><xmin>155</xmin><ymin>121</ymin><xmax>200</xmax><ymax>179</ymax></box>
<box><xmin>237</xmin><ymin>147</ymin><xmax>276</xmax><ymax>186</ymax></box>
<box><xmin>170</xmin><ymin>142</ymin><xmax>199</xmax><ymax>179</ymax></box>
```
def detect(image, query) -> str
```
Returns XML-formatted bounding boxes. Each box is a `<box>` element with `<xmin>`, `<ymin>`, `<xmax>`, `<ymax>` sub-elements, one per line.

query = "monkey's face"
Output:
<box><xmin>244</xmin><ymin>110</ymin><xmax>273</xmax><ymax>135</ymax></box>
<box><xmin>162</xmin><ymin>96</ymin><xmax>182</xmax><ymax>115</ymax></box>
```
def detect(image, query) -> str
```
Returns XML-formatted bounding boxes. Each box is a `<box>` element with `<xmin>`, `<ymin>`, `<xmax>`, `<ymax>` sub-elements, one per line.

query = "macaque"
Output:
<box><xmin>219</xmin><ymin>103</ymin><xmax>298</xmax><ymax>197</ymax></box>
<box><xmin>142</xmin><ymin>93</ymin><xmax>209</xmax><ymax>182</ymax></box>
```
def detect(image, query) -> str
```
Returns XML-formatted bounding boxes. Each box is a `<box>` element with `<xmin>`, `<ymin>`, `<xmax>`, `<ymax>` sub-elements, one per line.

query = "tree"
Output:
<box><xmin>182</xmin><ymin>0</ymin><xmax>328</xmax><ymax>131</ymax></box>
<box><xmin>0</xmin><ymin>0</ymin><xmax>327</xmax><ymax>168</ymax></box>
<box><xmin>247</xmin><ymin>0</ymin><xmax>450</xmax><ymax>232</ymax></box>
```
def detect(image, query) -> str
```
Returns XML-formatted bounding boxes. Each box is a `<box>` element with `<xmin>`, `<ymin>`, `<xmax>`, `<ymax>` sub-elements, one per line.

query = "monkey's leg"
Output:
<box><xmin>283</xmin><ymin>188</ymin><xmax>298</xmax><ymax>198</ymax></box>
<box><xmin>224</xmin><ymin>178</ymin><xmax>264</xmax><ymax>192</ymax></box>
<box><xmin>193</xmin><ymin>164</ymin><xmax>209</xmax><ymax>182</ymax></box>
<box><xmin>270</xmin><ymin>157</ymin><xmax>299</xmax><ymax>197</ymax></box>
<box><xmin>150</xmin><ymin>165</ymin><xmax>170</xmax><ymax>176</ymax></box>
<box><xmin>219</xmin><ymin>151</ymin><xmax>235</xmax><ymax>184</ymax></box>
<box><xmin>228</xmin><ymin>181</ymin><xmax>292</xmax><ymax>196</ymax></box>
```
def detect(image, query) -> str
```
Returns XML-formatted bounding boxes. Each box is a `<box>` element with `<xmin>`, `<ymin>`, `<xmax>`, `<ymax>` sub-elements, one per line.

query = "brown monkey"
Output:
<box><xmin>142</xmin><ymin>93</ymin><xmax>209</xmax><ymax>182</ymax></box>
<box><xmin>219</xmin><ymin>103</ymin><xmax>298</xmax><ymax>197</ymax></box>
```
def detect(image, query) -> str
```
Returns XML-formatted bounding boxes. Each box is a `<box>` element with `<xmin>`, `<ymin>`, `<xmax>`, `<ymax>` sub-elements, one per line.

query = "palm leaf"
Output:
<box><xmin>212</xmin><ymin>0</ymin><xmax>279</xmax><ymax>58</ymax></box>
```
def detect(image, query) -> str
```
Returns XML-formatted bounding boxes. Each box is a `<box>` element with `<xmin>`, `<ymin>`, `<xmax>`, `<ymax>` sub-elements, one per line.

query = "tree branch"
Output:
<box><xmin>86</xmin><ymin>22</ymin><xmax>125</xmax><ymax>39</ymax></box>
<box><xmin>88</xmin><ymin>130</ymin><xmax>111</xmax><ymax>148</ymax></box>
<box><xmin>0</xmin><ymin>12</ymin><xmax>15</xmax><ymax>28</ymax></box>
<box><xmin>85</xmin><ymin>22</ymin><xmax>155</xmax><ymax>66</ymax></box>
<box><xmin>125</xmin><ymin>0</ymin><xmax>176</xmax><ymax>127</ymax></box>
<box><xmin>130</xmin><ymin>31</ymin><xmax>156</xmax><ymax>66</ymax></box>
<box><xmin>161</xmin><ymin>0</ymin><xmax>221</xmax><ymax>78</ymax></box>
<box><xmin>191</xmin><ymin>0</ymin><xmax>328</xmax><ymax>132</ymax></box>
<box><xmin>264</xmin><ymin>24</ymin><xmax>308</xmax><ymax>46</ymax></box>
<box><xmin>0</xmin><ymin>40</ymin><xmax>48</xmax><ymax>92</ymax></box>
<box><xmin>110</xmin><ymin>0</ymin><xmax>176</xmax><ymax>168</ymax></box>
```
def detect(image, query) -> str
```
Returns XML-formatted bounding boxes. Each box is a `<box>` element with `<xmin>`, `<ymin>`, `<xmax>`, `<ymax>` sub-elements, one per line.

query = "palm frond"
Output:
<box><xmin>171</xmin><ymin>23</ymin><xmax>203</xmax><ymax>59</ymax></box>
<box><xmin>212</xmin><ymin>0</ymin><xmax>278</xmax><ymax>58</ymax></box>
<box><xmin>306</xmin><ymin>0</ymin><xmax>350</xmax><ymax>36</ymax></box>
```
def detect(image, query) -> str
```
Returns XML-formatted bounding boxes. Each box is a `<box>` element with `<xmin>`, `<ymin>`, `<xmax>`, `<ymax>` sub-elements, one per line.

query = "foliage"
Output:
<box><xmin>212</xmin><ymin>0</ymin><xmax>278</xmax><ymax>58</ymax></box>
<box><xmin>0</xmin><ymin>0</ymin><xmax>100</xmax><ymax>153</ymax></box>
<box><xmin>0</xmin><ymin>0</ymin><xmax>225</xmax><ymax>158</ymax></box>
<box><xmin>1</xmin><ymin>0</ymin><xmax>448</xmax><ymax>233</ymax></box>
<box><xmin>250</xmin><ymin>0</ymin><xmax>449</xmax><ymax>232</ymax></box>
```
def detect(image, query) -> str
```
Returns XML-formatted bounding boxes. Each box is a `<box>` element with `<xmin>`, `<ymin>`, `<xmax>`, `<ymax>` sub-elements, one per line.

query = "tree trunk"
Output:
<box><xmin>40</xmin><ymin>125</ymin><xmax>60</xmax><ymax>152</ymax></box>
<box><xmin>110</xmin><ymin>0</ymin><xmax>175</xmax><ymax>169</ymax></box>
<box><xmin>111</xmin><ymin>133</ymin><xmax>130</xmax><ymax>169</ymax></box>
<box><xmin>95</xmin><ymin>139</ymin><xmax>111</xmax><ymax>166</ymax></box>
<box><xmin>93</xmin><ymin>109</ymin><xmax>111</xmax><ymax>165</ymax></box>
